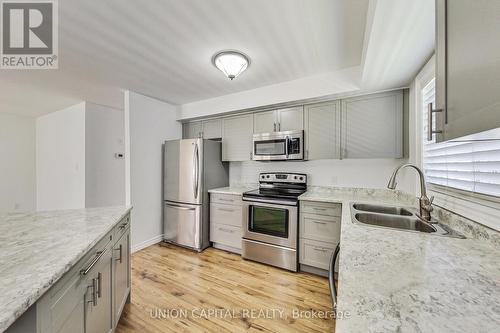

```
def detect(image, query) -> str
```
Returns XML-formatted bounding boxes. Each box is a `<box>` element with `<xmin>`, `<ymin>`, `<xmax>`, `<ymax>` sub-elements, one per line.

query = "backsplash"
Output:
<box><xmin>229</xmin><ymin>159</ymin><xmax>415</xmax><ymax>192</ymax></box>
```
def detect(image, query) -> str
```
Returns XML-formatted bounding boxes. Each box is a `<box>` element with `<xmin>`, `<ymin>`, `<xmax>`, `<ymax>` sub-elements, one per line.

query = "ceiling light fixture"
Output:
<box><xmin>212</xmin><ymin>50</ymin><xmax>250</xmax><ymax>80</ymax></box>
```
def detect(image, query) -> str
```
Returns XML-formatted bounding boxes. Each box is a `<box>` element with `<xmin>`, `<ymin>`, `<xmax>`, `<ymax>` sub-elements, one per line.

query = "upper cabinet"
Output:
<box><xmin>182</xmin><ymin>121</ymin><xmax>202</xmax><ymax>139</ymax></box>
<box><xmin>341</xmin><ymin>91</ymin><xmax>403</xmax><ymax>159</ymax></box>
<box><xmin>253</xmin><ymin>110</ymin><xmax>276</xmax><ymax>133</ymax></box>
<box><xmin>253</xmin><ymin>107</ymin><xmax>303</xmax><ymax>133</ymax></box>
<box><xmin>202</xmin><ymin>119</ymin><xmax>222</xmax><ymax>139</ymax></box>
<box><xmin>434</xmin><ymin>0</ymin><xmax>500</xmax><ymax>142</ymax></box>
<box><xmin>304</xmin><ymin>101</ymin><xmax>341</xmax><ymax>160</ymax></box>
<box><xmin>222</xmin><ymin>114</ymin><xmax>254</xmax><ymax>161</ymax></box>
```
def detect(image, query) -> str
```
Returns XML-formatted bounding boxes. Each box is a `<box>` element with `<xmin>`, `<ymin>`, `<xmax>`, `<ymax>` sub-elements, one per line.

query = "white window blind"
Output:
<box><xmin>422</xmin><ymin>79</ymin><xmax>500</xmax><ymax>197</ymax></box>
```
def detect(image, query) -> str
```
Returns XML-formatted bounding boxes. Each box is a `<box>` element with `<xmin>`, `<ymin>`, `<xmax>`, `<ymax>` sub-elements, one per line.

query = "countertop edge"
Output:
<box><xmin>0</xmin><ymin>206</ymin><xmax>132</xmax><ymax>333</ymax></box>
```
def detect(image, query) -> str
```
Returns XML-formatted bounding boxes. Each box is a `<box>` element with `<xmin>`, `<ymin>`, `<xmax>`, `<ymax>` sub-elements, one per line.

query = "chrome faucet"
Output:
<box><xmin>387</xmin><ymin>164</ymin><xmax>434</xmax><ymax>222</ymax></box>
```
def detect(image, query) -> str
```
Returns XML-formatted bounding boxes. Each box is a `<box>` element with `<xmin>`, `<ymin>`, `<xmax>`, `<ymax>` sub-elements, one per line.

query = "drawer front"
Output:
<box><xmin>114</xmin><ymin>213</ymin><xmax>130</xmax><ymax>240</ymax></box>
<box><xmin>211</xmin><ymin>193</ymin><xmax>242</xmax><ymax>206</ymax></box>
<box><xmin>210</xmin><ymin>203</ymin><xmax>242</xmax><ymax>227</ymax></box>
<box><xmin>299</xmin><ymin>239</ymin><xmax>337</xmax><ymax>270</ymax></box>
<box><xmin>301</xmin><ymin>201</ymin><xmax>341</xmax><ymax>217</ymax></box>
<box><xmin>301</xmin><ymin>214</ymin><xmax>340</xmax><ymax>243</ymax></box>
<box><xmin>210</xmin><ymin>223</ymin><xmax>242</xmax><ymax>249</ymax></box>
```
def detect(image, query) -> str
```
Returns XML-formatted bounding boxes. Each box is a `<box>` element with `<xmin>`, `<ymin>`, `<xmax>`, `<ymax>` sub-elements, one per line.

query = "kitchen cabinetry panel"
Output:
<box><xmin>304</xmin><ymin>101</ymin><xmax>340</xmax><ymax>160</ymax></box>
<box><xmin>210</xmin><ymin>223</ymin><xmax>242</xmax><ymax>250</ymax></box>
<box><xmin>435</xmin><ymin>0</ymin><xmax>500</xmax><ymax>142</ymax></box>
<box><xmin>277</xmin><ymin>106</ymin><xmax>303</xmax><ymax>131</ymax></box>
<box><xmin>202</xmin><ymin>119</ymin><xmax>222</xmax><ymax>139</ymax></box>
<box><xmin>84</xmin><ymin>248</ymin><xmax>112</xmax><ymax>333</ymax></box>
<box><xmin>183</xmin><ymin>121</ymin><xmax>202</xmax><ymax>139</ymax></box>
<box><xmin>299</xmin><ymin>238</ymin><xmax>336</xmax><ymax>271</ymax></box>
<box><xmin>210</xmin><ymin>203</ymin><xmax>242</xmax><ymax>227</ymax></box>
<box><xmin>209</xmin><ymin>193</ymin><xmax>243</xmax><ymax>253</ymax></box>
<box><xmin>301</xmin><ymin>214</ymin><xmax>341</xmax><ymax>244</ymax></box>
<box><xmin>253</xmin><ymin>110</ymin><xmax>276</xmax><ymax>133</ymax></box>
<box><xmin>113</xmin><ymin>229</ymin><xmax>130</xmax><ymax>327</ymax></box>
<box><xmin>341</xmin><ymin>91</ymin><xmax>403</xmax><ymax>158</ymax></box>
<box><xmin>222</xmin><ymin>115</ymin><xmax>254</xmax><ymax>161</ymax></box>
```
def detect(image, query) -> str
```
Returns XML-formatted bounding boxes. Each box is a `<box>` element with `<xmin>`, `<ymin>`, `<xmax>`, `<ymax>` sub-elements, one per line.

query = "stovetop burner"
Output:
<box><xmin>243</xmin><ymin>172</ymin><xmax>307</xmax><ymax>201</ymax></box>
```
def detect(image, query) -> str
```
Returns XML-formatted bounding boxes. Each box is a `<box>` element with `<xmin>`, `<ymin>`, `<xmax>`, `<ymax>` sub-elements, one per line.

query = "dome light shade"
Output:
<box><xmin>212</xmin><ymin>51</ymin><xmax>250</xmax><ymax>80</ymax></box>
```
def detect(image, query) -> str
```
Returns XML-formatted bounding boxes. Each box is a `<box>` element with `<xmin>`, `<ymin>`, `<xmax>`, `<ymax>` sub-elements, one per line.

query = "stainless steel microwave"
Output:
<box><xmin>252</xmin><ymin>130</ymin><xmax>304</xmax><ymax>161</ymax></box>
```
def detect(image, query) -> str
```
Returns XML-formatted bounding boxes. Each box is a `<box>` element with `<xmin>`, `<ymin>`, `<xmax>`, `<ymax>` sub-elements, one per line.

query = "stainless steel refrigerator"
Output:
<box><xmin>163</xmin><ymin>138</ymin><xmax>228</xmax><ymax>251</ymax></box>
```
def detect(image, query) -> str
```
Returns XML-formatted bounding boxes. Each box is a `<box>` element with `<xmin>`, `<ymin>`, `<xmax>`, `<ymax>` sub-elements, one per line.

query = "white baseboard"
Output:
<box><xmin>212</xmin><ymin>242</ymin><xmax>242</xmax><ymax>255</ymax></box>
<box><xmin>131</xmin><ymin>234</ymin><xmax>163</xmax><ymax>253</ymax></box>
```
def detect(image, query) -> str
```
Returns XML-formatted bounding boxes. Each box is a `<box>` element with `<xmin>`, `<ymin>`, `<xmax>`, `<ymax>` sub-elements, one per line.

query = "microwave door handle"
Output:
<box><xmin>285</xmin><ymin>136</ymin><xmax>289</xmax><ymax>158</ymax></box>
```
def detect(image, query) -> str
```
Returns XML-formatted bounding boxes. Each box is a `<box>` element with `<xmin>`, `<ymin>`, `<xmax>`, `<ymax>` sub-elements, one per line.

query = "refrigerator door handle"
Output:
<box><xmin>165</xmin><ymin>202</ymin><xmax>196</xmax><ymax>210</ymax></box>
<box><xmin>193</xmin><ymin>143</ymin><xmax>199</xmax><ymax>199</ymax></box>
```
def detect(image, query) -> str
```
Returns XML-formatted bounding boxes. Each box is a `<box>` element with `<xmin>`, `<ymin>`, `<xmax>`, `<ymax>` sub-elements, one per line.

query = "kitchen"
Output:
<box><xmin>1</xmin><ymin>1</ymin><xmax>499</xmax><ymax>333</ymax></box>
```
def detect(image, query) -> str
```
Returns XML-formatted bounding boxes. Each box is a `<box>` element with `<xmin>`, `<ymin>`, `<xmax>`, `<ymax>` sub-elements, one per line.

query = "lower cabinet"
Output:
<box><xmin>113</xmin><ymin>228</ymin><xmax>131</xmax><ymax>327</ymax></box>
<box><xmin>33</xmin><ymin>214</ymin><xmax>131</xmax><ymax>333</ymax></box>
<box><xmin>209</xmin><ymin>193</ymin><xmax>243</xmax><ymax>253</ymax></box>
<box><xmin>299</xmin><ymin>201</ymin><xmax>341</xmax><ymax>274</ymax></box>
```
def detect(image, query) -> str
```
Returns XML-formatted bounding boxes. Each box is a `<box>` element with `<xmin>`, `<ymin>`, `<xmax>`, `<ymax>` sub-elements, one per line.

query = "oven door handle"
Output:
<box><xmin>242</xmin><ymin>197</ymin><xmax>298</xmax><ymax>206</ymax></box>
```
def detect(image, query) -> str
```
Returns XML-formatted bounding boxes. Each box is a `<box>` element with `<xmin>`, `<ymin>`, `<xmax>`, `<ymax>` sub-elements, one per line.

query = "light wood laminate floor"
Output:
<box><xmin>115</xmin><ymin>243</ymin><xmax>335</xmax><ymax>333</ymax></box>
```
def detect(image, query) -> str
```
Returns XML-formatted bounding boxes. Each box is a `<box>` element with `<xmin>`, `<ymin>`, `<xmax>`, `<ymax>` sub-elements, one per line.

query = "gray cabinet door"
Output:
<box><xmin>182</xmin><ymin>121</ymin><xmax>202</xmax><ymax>139</ymax></box>
<box><xmin>253</xmin><ymin>110</ymin><xmax>276</xmax><ymax>133</ymax></box>
<box><xmin>277</xmin><ymin>106</ymin><xmax>304</xmax><ymax>131</ymax></box>
<box><xmin>222</xmin><ymin>114</ymin><xmax>254</xmax><ymax>161</ymax></box>
<box><xmin>435</xmin><ymin>0</ymin><xmax>500</xmax><ymax>141</ymax></box>
<box><xmin>113</xmin><ymin>230</ymin><xmax>130</xmax><ymax>327</ymax></box>
<box><xmin>304</xmin><ymin>101</ymin><xmax>340</xmax><ymax>160</ymax></box>
<box><xmin>341</xmin><ymin>91</ymin><xmax>403</xmax><ymax>158</ymax></box>
<box><xmin>85</xmin><ymin>248</ymin><xmax>112</xmax><ymax>333</ymax></box>
<box><xmin>202</xmin><ymin>119</ymin><xmax>222</xmax><ymax>139</ymax></box>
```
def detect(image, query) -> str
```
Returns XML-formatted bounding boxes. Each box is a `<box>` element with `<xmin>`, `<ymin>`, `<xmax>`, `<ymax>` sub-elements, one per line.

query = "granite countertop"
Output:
<box><xmin>299</xmin><ymin>186</ymin><xmax>500</xmax><ymax>332</ymax></box>
<box><xmin>0</xmin><ymin>206</ymin><xmax>132</xmax><ymax>332</ymax></box>
<box><xmin>209</xmin><ymin>184</ymin><xmax>256</xmax><ymax>195</ymax></box>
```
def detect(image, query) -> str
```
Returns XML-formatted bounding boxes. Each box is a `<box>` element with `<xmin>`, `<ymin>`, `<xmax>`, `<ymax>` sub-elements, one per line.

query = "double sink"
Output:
<box><xmin>351</xmin><ymin>203</ymin><xmax>465</xmax><ymax>238</ymax></box>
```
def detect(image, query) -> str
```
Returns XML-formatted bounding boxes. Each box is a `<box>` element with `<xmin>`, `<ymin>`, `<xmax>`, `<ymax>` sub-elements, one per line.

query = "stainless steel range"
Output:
<box><xmin>242</xmin><ymin>172</ymin><xmax>307</xmax><ymax>272</ymax></box>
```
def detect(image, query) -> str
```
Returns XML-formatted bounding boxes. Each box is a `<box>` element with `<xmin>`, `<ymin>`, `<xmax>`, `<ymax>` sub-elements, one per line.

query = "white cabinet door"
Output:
<box><xmin>435</xmin><ymin>0</ymin><xmax>500</xmax><ymax>142</ymax></box>
<box><xmin>202</xmin><ymin>119</ymin><xmax>222</xmax><ymax>139</ymax></box>
<box><xmin>222</xmin><ymin>115</ymin><xmax>254</xmax><ymax>161</ymax></box>
<box><xmin>304</xmin><ymin>101</ymin><xmax>340</xmax><ymax>160</ymax></box>
<box><xmin>341</xmin><ymin>91</ymin><xmax>403</xmax><ymax>158</ymax></box>
<box><xmin>253</xmin><ymin>110</ymin><xmax>276</xmax><ymax>133</ymax></box>
<box><xmin>277</xmin><ymin>106</ymin><xmax>303</xmax><ymax>131</ymax></box>
<box><xmin>183</xmin><ymin>122</ymin><xmax>202</xmax><ymax>139</ymax></box>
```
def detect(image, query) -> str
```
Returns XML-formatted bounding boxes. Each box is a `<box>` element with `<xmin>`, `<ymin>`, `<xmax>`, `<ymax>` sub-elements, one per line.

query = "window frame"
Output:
<box><xmin>416</xmin><ymin>55</ymin><xmax>500</xmax><ymax>232</ymax></box>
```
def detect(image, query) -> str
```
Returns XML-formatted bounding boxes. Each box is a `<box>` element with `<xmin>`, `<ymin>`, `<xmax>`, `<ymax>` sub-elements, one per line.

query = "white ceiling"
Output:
<box><xmin>0</xmin><ymin>0</ymin><xmax>370</xmax><ymax>116</ymax></box>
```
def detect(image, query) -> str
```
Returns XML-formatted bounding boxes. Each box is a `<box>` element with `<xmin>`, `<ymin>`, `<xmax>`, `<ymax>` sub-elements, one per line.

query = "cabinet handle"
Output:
<box><xmin>96</xmin><ymin>272</ymin><xmax>102</xmax><ymax>298</ymax></box>
<box><xmin>219</xmin><ymin>227</ymin><xmax>234</xmax><ymax>233</ymax></box>
<box><xmin>313</xmin><ymin>221</ymin><xmax>327</xmax><ymax>225</ymax></box>
<box><xmin>218</xmin><ymin>208</ymin><xmax>235</xmax><ymax>213</ymax></box>
<box><xmin>219</xmin><ymin>198</ymin><xmax>234</xmax><ymax>202</ymax></box>
<box><xmin>115</xmin><ymin>244</ymin><xmax>123</xmax><ymax>263</ymax></box>
<box><xmin>427</xmin><ymin>103</ymin><xmax>443</xmax><ymax>141</ymax></box>
<box><xmin>313</xmin><ymin>247</ymin><xmax>328</xmax><ymax>252</ymax></box>
<box><xmin>313</xmin><ymin>207</ymin><xmax>327</xmax><ymax>211</ymax></box>
<box><xmin>273</xmin><ymin>123</ymin><xmax>276</xmax><ymax>132</ymax></box>
<box><xmin>88</xmin><ymin>278</ymin><xmax>98</xmax><ymax>306</ymax></box>
<box><xmin>80</xmin><ymin>250</ymin><xmax>105</xmax><ymax>275</ymax></box>
<box><xmin>250</xmin><ymin>151</ymin><xmax>253</xmax><ymax>160</ymax></box>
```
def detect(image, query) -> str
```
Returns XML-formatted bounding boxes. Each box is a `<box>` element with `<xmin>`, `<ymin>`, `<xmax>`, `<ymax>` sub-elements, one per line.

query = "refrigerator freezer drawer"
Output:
<box><xmin>163</xmin><ymin>201</ymin><xmax>202</xmax><ymax>250</ymax></box>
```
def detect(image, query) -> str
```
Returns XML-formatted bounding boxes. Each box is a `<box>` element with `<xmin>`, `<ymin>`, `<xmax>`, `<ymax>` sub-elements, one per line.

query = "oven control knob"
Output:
<box><xmin>266</xmin><ymin>175</ymin><xmax>270</xmax><ymax>178</ymax></box>
<box><xmin>294</xmin><ymin>176</ymin><xmax>297</xmax><ymax>179</ymax></box>
<box><xmin>299</xmin><ymin>176</ymin><xmax>303</xmax><ymax>181</ymax></box>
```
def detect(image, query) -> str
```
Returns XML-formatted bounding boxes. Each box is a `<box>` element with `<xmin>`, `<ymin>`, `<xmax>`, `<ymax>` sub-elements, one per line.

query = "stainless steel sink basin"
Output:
<box><xmin>352</xmin><ymin>203</ymin><xmax>413</xmax><ymax>216</ymax></box>
<box><xmin>354</xmin><ymin>213</ymin><xmax>436</xmax><ymax>233</ymax></box>
<box><xmin>350</xmin><ymin>203</ymin><xmax>465</xmax><ymax>238</ymax></box>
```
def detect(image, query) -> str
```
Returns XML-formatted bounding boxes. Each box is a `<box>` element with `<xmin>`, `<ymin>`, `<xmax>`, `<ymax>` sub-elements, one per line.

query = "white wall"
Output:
<box><xmin>125</xmin><ymin>91</ymin><xmax>181</xmax><ymax>251</ymax></box>
<box><xmin>36</xmin><ymin>103</ymin><xmax>86</xmax><ymax>211</ymax></box>
<box><xmin>0</xmin><ymin>113</ymin><xmax>36</xmax><ymax>212</ymax></box>
<box><xmin>85</xmin><ymin>103</ymin><xmax>125</xmax><ymax>207</ymax></box>
<box><xmin>230</xmin><ymin>159</ymin><xmax>415</xmax><ymax>194</ymax></box>
<box><xmin>179</xmin><ymin>67</ymin><xmax>361</xmax><ymax>120</ymax></box>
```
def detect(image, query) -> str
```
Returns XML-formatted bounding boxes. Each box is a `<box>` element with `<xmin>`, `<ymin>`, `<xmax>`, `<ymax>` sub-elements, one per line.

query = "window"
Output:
<box><xmin>422</xmin><ymin>79</ymin><xmax>500</xmax><ymax>198</ymax></box>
